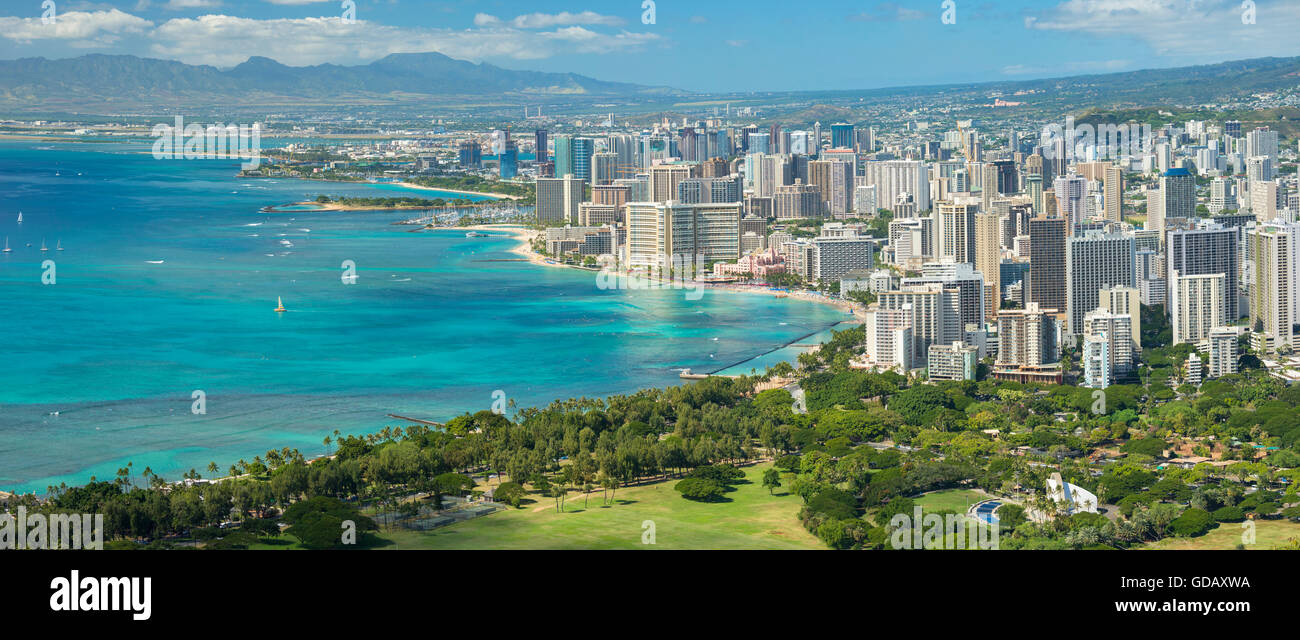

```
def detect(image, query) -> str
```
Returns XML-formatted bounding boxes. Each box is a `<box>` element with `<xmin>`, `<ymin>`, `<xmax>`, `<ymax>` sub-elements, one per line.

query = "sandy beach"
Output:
<box><xmin>264</xmin><ymin>199</ymin><xmax>500</xmax><ymax>213</ymax></box>
<box><xmin>396</xmin><ymin>181</ymin><xmax>520</xmax><ymax>201</ymax></box>
<box><xmin>453</xmin><ymin>224</ymin><xmax>863</xmax><ymax>316</ymax></box>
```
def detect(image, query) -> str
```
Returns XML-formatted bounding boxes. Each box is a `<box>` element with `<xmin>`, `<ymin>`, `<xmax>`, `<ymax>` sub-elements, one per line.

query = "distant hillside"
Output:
<box><xmin>970</xmin><ymin>56</ymin><xmax>1300</xmax><ymax>108</ymax></box>
<box><xmin>0</xmin><ymin>53</ymin><xmax>1297</xmax><ymax>116</ymax></box>
<box><xmin>0</xmin><ymin>52</ymin><xmax>685</xmax><ymax>111</ymax></box>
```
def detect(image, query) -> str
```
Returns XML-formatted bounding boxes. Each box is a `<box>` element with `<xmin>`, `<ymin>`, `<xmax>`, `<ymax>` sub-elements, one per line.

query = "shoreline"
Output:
<box><xmin>395</xmin><ymin>181</ymin><xmax>520</xmax><ymax>201</ymax></box>
<box><xmin>263</xmin><ymin>200</ymin><xmax>503</xmax><ymax>213</ymax></box>
<box><xmin>450</xmin><ymin>223</ymin><xmax>864</xmax><ymax>317</ymax></box>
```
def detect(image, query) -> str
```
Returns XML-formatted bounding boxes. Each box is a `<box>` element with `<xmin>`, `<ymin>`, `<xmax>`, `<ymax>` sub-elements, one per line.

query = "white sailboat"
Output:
<box><xmin>16</xmin><ymin>212</ymin><xmax>22</xmax><ymax>223</ymax></box>
<box><xmin>56</xmin><ymin>239</ymin><xmax>63</xmax><ymax>251</ymax></box>
<box><xmin>2</xmin><ymin>237</ymin><xmax>10</xmax><ymax>253</ymax></box>
<box><xmin>40</xmin><ymin>238</ymin><xmax>48</xmax><ymax>252</ymax></box>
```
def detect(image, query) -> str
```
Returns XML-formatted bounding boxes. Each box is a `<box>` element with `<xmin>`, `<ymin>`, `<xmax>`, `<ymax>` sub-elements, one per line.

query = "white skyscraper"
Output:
<box><xmin>1066</xmin><ymin>231</ymin><xmax>1137</xmax><ymax>335</ymax></box>
<box><xmin>865</xmin><ymin>160</ymin><xmax>932</xmax><ymax>214</ymax></box>
<box><xmin>1171</xmin><ymin>271</ymin><xmax>1226</xmax><ymax>346</ymax></box>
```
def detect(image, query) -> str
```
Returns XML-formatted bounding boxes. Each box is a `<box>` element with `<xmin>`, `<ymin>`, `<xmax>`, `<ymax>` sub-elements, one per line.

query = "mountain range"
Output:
<box><xmin>0</xmin><ymin>53</ymin><xmax>1298</xmax><ymax>115</ymax></box>
<box><xmin>0</xmin><ymin>52</ymin><xmax>683</xmax><ymax>111</ymax></box>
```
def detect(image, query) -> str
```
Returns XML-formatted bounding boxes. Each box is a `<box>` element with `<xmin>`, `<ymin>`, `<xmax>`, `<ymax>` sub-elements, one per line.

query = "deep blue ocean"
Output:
<box><xmin>0</xmin><ymin>139</ymin><xmax>849</xmax><ymax>493</ymax></box>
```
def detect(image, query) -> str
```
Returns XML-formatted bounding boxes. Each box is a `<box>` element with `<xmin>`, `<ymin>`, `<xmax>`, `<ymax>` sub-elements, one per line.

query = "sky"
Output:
<box><xmin>1</xmin><ymin>0</ymin><xmax>1298</xmax><ymax>93</ymax></box>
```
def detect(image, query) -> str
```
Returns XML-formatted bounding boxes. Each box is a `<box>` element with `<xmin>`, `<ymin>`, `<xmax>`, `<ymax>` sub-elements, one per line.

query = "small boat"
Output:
<box><xmin>145</xmin><ymin>260</ymin><xmax>165</xmax><ymax>264</ymax></box>
<box><xmin>40</xmin><ymin>239</ymin><xmax>48</xmax><ymax>252</ymax></box>
<box><xmin>2</xmin><ymin>237</ymin><xmax>10</xmax><ymax>253</ymax></box>
<box><xmin>16</xmin><ymin>212</ymin><xmax>22</xmax><ymax>223</ymax></box>
<box><xmin>274</xmin><ymin>296</ymin><xmax>287</xmax><ymax>313</ymax></box>
<box><xmin>56</xmin><ymin>240</ymin><xmax>63</xmax><ymax>251</ymax></box>
<box><xmin>465</xmin><ymin>231</ymin><xmax>489</xmax><ymax>238</ymax></box>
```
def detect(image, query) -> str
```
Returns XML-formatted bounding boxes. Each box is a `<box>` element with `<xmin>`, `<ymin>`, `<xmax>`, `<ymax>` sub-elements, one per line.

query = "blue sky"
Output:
<box><xmin>2</xmin><ymin>0</ymin><xmax>1298</xmax><ymax>92</ymax></box>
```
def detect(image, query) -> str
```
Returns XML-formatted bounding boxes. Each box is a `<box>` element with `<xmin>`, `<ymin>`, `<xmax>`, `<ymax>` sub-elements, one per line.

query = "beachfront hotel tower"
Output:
<box><xmin>624</xmin><ymin>201</ymin><xmax>742</xmax><ymax>269</ymax></box>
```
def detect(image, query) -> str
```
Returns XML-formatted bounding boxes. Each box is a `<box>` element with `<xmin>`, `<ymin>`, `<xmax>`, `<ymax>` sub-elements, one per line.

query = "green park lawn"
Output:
<box><xmin>376</xmin><ymin>462</ymin><xmax>822</xmax><ymax>550</ymax></box>
<box><xmin>912</xmin><ymin>489</ymin><xmax>988</xmax><ymax>514</ymax></box>
<box><xmin>1142</xmin><ymin>519</ymin><xmax>1300</xmax><ymax>550</ymax></box>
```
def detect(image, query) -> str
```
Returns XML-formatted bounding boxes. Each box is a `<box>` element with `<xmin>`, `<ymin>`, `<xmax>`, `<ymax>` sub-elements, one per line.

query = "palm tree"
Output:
<box><xmin>602</xmin><ymin>475</ymin><xmax>618</xmax><ymax>505</ymax></box>
<box><xmin>206</xmin><ymin>461</ymin><xmax>218</xmax><ymax>477</ymax></box>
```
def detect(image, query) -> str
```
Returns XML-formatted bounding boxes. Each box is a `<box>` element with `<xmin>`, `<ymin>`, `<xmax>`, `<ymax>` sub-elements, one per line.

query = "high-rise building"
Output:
<box><xmin>889</xmin><ymin>217</ymin><xmax>934</xmax><ymax>263</ymax></box>
<box><xmin>878</xmin><ymin>284</ymin><xmax>963</xmax><ymax>365</ymax></box>
<box><xmin>534</xmin><ymin>129</ymin><xmax>549</xmax><ymax>164</ymax></box>
<box><xmin>1207</xmin><ymin>327</ymin><xmax>1239</xmax><ymax>378</ymax></box>
<box><xmin>1028</xmin><ymin>216</ymin><xmax>1068</xmax><ymax>321</ymax></box>
<box><xmin>975</xmin><ymin>212</ymin><xmax>1002</xmax><ymax>316</ymax></box>
<box><xmin>1148</xmin><ymin>182</ymin><xmax>1168</xmax><ymax>235</ymax></box>
<box><xmin>1165</xmin><ymin>226</ymin><xmax>1240</xmax><ymax>322</ymax></box>
<box><xmin>1098</xmin><ymin>285</ymin><xmax>1143</xmax><ymax>349</ymax></box>
<box><xmin>830</xmin><ymin>123</ymin><xmax>855</xmax><ymax>150</ymax></box>
<box><xmin>1245</xmin><ymin>127</ymin><xmax>1279</xmax><ymax>179</ymax></box>
<box><xmin>1082</xmin><ymin>333</ymin><xmax>1112</xmax><ymax>389</ymax></box>
<box><xmin>625</xmin><ymin>201</ymin><xmax>742</xmax><ymax>268</ymax></box>
<box><xmin>677</xmin><ymin>176</ymin><xmax>743</xmax><ymax>205</ymax></box>
<box><xmin>863</xmin><ymin>304</ymin><xmax>914</xmax><ymax>372</ymax></box>
<box><xmin>1160</xmin><ymin>168</ymin><xmax>1196</xmax><ymax>221</ymax></box>
<box><xmin>991</xmin><ymin>160</ymin><xmax>1018</xmax><ymax>197</ymax></box>
<box><xmin>458</xmin><ymin>140</ymin><xmax>482</xmax><ymax>168</ymax></box>
<box><xmin>592</xmin><ymin>152</ymin><xmax>618</xmax><ymax>186</ymax></box>
<box><xmin>592</xmin><ymin>184</ymin><xmax>632</xmax><ymax>208</ymax></box>
<box><xmin>809</xmin><ymin>160</ymin><xmax>855</xmax><ymax>218</ymax></box>
<box><xmin>997</xmin><ymin>302</ymin><xmax>1060</xmax><ymax>368</ymax></box>
<box><xmin>774</xmin><ymin>180</ymin><xmax>823</xmax><ymax>220</ymax></box>
<box><xmin>1026</xmin><ymin>174</ymin><xmax>1044</xmax><ymax>215</ymax></box>
<box><xmin>901</xmin><ymin>261</ymin><xmax>987</xmax><ymax>329</ymax></box>
<box><xmin>1209</xmin><ymin>177</ymin><xmax>1233</xmax><ymax>214</ymax></box>
<box><xmin>746</xmin><ymin>153</ymin><xmax>792</xmax><ymax>198</ymax></box>
<box><xmin>812</xmin><ymin>233</ymin><xmax>875</xmax><ymax>283</ymax></box>
<box><xmin>553</xmin><ymin>136</ymin><xmax>594</xmax><ymax>182</ymax></box>
<box><xmin>1251</xmin><ymin>180</ymin><xmax>1282</xmax><ymax>221</ymax></box>
<box><xmin>648</xmin><ymin>163</ymin><xmax>699</xmax><ymax>203</ymax></box>
<box><xmin>1171</xmin><ymin>272</ymin><xmax>1226</xmax><ymax>345</ymax></box>
<box><xmin>1066</xmin><ymin>231</ymin><xmax>1136</xmax><ymax>335</ymax></box>
<box><xmin>935</xmin><ymin>202</ymin><xmax>978</xmax><ymax>264</ymax></box>
<box><xmin>927</xmin><ymin>342</ymin><xmax>979</xmax><ymax>381</ymax></box>
<box><xmin>854</xmin><ymin>184</ymin><xmax>879</xmax><ymax>217</ymax></box>
<box><xmin>1103</xmin><ymin>165</ymin><xmax>1123</xmax><ymax>222</ymax></box>
<box><xmin>1083</xmin><ymin>309</ymin><xmax>1134</xmax><ymax>376</ymax></box>
<box><xmin>864</xmin><ymin>160</ymin><xmax>932</xmax><ymax>213</ymax></box>
<box><xmin>1249</xmin><ymin>221</ymin><xmax>1300</xmax><ymax>353</ymax></box>
<box><xmin>1053</xmin><ymin>174</ymin><xmax>1088</xmax><ymax>226</ymax></box>
<box><xmin>536</xmin><ymin>175</ymin><xmax>584</xmax><ymax>224</ymax></box>
<box><xmin>499</xmin><ymin>140</ymin><xmax>518</xmax><ymax>179</ymax></box>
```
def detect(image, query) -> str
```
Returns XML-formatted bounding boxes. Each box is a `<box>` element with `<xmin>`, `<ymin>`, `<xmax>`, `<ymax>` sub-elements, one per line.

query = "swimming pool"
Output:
<box><xmin>974</xmin><ymin>501</ymin><xmax>1002</xmax><ymax>525</ymax></box>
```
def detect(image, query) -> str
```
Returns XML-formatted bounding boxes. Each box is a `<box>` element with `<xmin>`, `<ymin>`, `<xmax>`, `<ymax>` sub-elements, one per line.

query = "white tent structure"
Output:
<box><xmin>1046</xmin><ymin>472</ymin><xmax>1099</xmax><ymax>514</ymax></box>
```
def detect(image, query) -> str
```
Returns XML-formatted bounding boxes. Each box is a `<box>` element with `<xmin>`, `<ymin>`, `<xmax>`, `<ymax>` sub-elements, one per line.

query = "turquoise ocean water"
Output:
<box><xmin>0</xmin><ymin>140</ymin><xmax>849</xmax><ymax>493</ymax></box>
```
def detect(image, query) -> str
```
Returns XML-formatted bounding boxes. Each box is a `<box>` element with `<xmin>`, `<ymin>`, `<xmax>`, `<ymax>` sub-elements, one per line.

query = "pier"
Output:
<box><xmin>386</xmin><ymin>413</ymin><xmax>444</xmax><ymax>427</ymax></box>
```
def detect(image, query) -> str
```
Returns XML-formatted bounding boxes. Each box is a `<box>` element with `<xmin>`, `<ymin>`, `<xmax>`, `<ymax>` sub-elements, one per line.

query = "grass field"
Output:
<box><xmin>1142</xmin><ymin>519</ymin><xmax>1300</xmax><ymax>550</ymax></box>
<box><xmin>374</xmin><ymin>463</ymin><xmax>822</xmax><ymax>550</ymax></box>
<box><xmin>911</xmin><ymin>489</ymin><xmax>988</xmax><ymax>514</ymax></box>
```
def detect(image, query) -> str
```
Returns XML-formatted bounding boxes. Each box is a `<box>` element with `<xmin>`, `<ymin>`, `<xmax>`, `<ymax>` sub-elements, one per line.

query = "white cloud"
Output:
<box><xmin>165</xmin><ymin>0</ymin><xmax>222</xmax><ymax>8</ymax></box>
<box><xmin>0</xmin><ymin>9</ymin><xmax>153</xmax><ymax>44</ymax></box>
<box><xmin>1002</xmin><ymin>59</ymin><xmax>1133</xmax><ymax>76</ymax></box>
<box><xmin>146</xmin><ymin>14</ymin><xmax>660</xmax><ymax>67</ymax></box>
<box><xmin>474</xmin><ymin>11</ymin><xmax>626</xmax><ymax>29</ymax></box>
<box><xmin>1025</xmin><ymin>0</ymin><xmax>1300</xmax><ymax>59</ymax></box>
<box><xmin>848</xmin><ymin>2</ymin><xmax>926</xmax><ymax>22</ymax></box>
